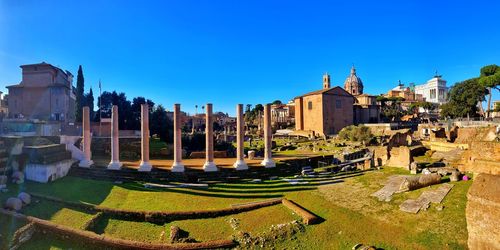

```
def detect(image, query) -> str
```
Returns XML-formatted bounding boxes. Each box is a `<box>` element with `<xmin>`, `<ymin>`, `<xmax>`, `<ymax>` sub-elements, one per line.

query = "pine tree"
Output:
<box><xmin>75</xmin><ymin>65</ymin><xmax>85</xmax><ymax>122</ymax></box>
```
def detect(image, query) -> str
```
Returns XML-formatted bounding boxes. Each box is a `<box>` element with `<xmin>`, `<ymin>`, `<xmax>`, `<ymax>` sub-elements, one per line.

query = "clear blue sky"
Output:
<box><xmin>1</xmin><ymin>0</ymin><xmax>499</xmax><ymax>115</ymax></box>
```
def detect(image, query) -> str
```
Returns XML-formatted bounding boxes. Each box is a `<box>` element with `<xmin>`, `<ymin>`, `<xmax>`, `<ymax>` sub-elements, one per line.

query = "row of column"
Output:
<box><xmin>78</xmin><ymin>103</ymin><xmax>275</xmax><ymax>172</ymax></box>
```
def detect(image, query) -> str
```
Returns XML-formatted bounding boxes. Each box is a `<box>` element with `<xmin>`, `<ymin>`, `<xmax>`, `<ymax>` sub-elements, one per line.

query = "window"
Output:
<box><xmin>307</xmin><ymin>101</ymin><xmax>313</xmax><ymax>110</ymax></box>
<box><xmin>430</xmin><ymin>89</ymin><xmax>436</xmax><ymax>99</ymax></box>
<box><xmin>336</xmin><ymin>100</ymin><xmax>342</xmax><ymax>109</ymax></box>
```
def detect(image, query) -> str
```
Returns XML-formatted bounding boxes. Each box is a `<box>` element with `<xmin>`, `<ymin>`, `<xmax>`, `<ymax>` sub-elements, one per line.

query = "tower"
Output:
<box><xmin>323</xmin><ymin>72</ymin><xmax>331</xmax><ymax>89</ymax></box>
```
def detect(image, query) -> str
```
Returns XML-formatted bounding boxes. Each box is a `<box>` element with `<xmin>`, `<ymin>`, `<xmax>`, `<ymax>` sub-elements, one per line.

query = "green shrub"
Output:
<box><xmin>338</xmin><ymin>125</ymin><xmax>373</xmax><ymax>144</ymax></box>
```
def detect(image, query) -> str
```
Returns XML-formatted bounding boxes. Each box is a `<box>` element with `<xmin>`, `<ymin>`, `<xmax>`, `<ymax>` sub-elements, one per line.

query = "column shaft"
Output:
<box><xmin>79</xmin><ymin>106</ymin><xmax>93</xmax><ymax>167</ymax></box>
<box><xmin>233</xmin><ymin>104</ymin><xmax>248</xmax><ymax>170</ymax></box>
<box><xmin>203</xmin><ymin>103</ymin><xmax>217</xmax><ymax>171</ymax></box>
<box><xmin>261</xmin><ymin>104</ymin><xmax>275</xmax><ymax>168</ymax></box>
<box><xmin>171</xmin><ymin>104</ymin><xmax>185</xmax><ymax>172</ymax></box>
<box><xmin>108</xmin><ymin>105</ymin><xmax>122</xmax><ymax>170</ymax></box>
<box><xmin>138</xmin><ymin>104</ymin><xmax>152</xmax><ymax>171</ymax></box>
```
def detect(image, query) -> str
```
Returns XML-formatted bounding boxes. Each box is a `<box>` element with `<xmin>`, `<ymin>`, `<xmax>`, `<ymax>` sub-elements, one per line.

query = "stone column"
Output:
<box><xmin>233</xmin><ymin>104</ymin><xmax>248</xmax><ymax>170</ymax></box>
<box><xmin>138</xmin><ymin>104</ymin><xmax>152</xmax><ymax>171</ymax></box>
<box><xmin>171</xmin><ymin>104</ymin><xmax>185</xmax><ymax>172</ymax></box>
<box><xmin>261</xmin><ymin>104</ymin><xmax>275</xmax><ymax>168</ymax></box>
<box><xmin>79</xmin><ymin>106</ymin><xmax>93</xmax><ymax>168</ymax></box>
<box><xmin>203</xmin><ymin>103</ymin><xmax>217</xmax><ymax>172</ymax></box>
<box><xmin>108</xmin><ymin>105</ymin><xmax>122</xmax><ymax>170</ymax></box>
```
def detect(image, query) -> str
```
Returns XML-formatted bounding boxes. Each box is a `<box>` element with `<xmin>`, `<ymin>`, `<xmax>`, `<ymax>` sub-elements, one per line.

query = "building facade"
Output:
<box><xmin>270</xmin><ymin>101</ymin><xmax>295</xmax><ymax>128</ymax></box>
<box><xmin>295</xmin><ymin>74</ymin><xmax>354</xmax><ymax>137</ymax></box>
<box><xmin>353</xmin><ymin>94</ymin><xmax>380</xmax><ymax>124</ymax></box>
<box><xmin>414</xmin><ymin>74</ymin><xmax>448</xmax><ymax>104</ymax></box>
<box><xmin>6</xmin><ymin>62</ymin><xmax>76</xmax><ymax>122</ymax></box>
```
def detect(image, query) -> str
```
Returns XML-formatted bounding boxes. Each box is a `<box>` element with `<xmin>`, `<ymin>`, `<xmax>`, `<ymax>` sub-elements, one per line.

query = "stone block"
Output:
<box><xmin>467</xmin><ymin>174</ymin><xmax>500</xmax><ymax>249</ymax></box>
<box><xmin>387</xmin><ymin>146</ymin><xmax>412</xmax><ymax>169</ymax></box>
<box><xmin>18</xmin><ymin>192</ymin><xmax>31</xmax><ymax>205</ymax></box>
<box><xmin>4</xmin><ymin>197</ymin><xmax>23</xmax><ymax>211</ymax></box>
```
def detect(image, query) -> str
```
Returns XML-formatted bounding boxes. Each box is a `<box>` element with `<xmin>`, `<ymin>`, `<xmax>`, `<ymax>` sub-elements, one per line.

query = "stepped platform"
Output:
<box><xmin>69</xmin><ymin>154</ymin><xmax>334</xmax><ymax>183</ymax></box>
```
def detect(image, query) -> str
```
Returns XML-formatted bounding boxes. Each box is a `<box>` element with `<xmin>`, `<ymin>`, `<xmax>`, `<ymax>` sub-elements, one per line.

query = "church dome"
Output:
<box><xmin>344</xmin><ymin>66</ymin><xmax>364</xmax><ymax>95</ymax></box>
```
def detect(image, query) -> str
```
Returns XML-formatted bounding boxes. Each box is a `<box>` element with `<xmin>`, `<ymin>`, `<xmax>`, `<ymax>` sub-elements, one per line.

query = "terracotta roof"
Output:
<box><xmin>294</xmin><ymin>86</ymin><xmax>354</xmax><ymax>99</ymax></box>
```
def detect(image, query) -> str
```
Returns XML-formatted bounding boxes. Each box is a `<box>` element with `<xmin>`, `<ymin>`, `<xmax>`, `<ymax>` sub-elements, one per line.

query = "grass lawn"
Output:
<box><xmin>0</xmin><ymin>167</ymin><xmax>472</xmax><ymax>249</ymax></box>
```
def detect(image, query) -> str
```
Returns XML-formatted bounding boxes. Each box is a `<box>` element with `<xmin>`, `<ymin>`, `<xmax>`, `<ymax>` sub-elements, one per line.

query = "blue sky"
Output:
<box><xmin>1</xmin><ymin>0</ymin><xmax>499</xmax><ymax>115</ymax></box>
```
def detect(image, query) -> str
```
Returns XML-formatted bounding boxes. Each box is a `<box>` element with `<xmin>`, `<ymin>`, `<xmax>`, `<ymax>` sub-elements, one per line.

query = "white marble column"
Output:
<box><xmin>233</xmin><ymin>104</ymin><xmax>248</xmax><ymax>170</ymax></box>
<box><xmin>261</xmin><ymin>104</ymin><xmax>275</xmax><ymax>168</ymax></box>
<box><xmin>79</xmin><ymin>106</ymin><xmax>94</xmax><ymax>168</ymax></box>
<box><xmin>108</xmin><ymin>105</ymin><xmax>122</xmax><ymax>170</ymax></box>
<box><xmin>138</xmin><ymin>104</ymin><xmax>152</xmax><ymax>171</ymax></box>
<box><xmin>203</xmin><ymin>103</ymin><xmax>217</xmax><ymax>172</ymax></box>
<box><xmin>171</xmin><ymin>104</ymin><xmax>185</xmax><ymax>172</ymax></box>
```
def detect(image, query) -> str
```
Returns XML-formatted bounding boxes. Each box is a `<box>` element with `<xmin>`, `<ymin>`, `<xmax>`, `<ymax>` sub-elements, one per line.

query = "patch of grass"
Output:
<box><xmin>0</xmin><ymin>166</ymin><xmax>472</xmax><ymax>249</ymax></box>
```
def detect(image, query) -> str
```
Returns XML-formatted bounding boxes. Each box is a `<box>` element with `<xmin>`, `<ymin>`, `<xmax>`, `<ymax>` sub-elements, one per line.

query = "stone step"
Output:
<box><xmin>68</xmin><ymin>164</ymin><xmax>302</xmax><ymax>184</ymax></box>
<box><xmin>28</xmin><ymin>151</ymin><xmax>72</xmax><ymax>165</ymax></box>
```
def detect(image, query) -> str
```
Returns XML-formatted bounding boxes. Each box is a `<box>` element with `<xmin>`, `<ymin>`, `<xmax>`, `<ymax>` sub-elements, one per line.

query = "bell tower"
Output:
<box><xmin>323</xmin><ymin>72</ymin><xmax>331</xmax><ymax>89</ymax></box>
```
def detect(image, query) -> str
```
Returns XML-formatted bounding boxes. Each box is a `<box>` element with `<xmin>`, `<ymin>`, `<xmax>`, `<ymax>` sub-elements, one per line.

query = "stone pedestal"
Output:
<box><xmin>248</xmin><ymin>150</ymin><xmax>255</xmax><ymax>160</ymax></box>
<box><xmin>261</xmin><ymin>104</ymin><xmax>275</xmax><ymax>168</ymax></box>
<box><xmin>171</xmin><ymin>104</ymin><xmax>185</xmax><ymax>172</ymax></box>
<box><xmin>203</xmin><ymin>103</ymin><xmax>218</xmax><ymax>172</ymax></box>
<box><xmin>138</xmin><ymin>104</ymin><xmax>152</xmax><ymax>172</ymax></box>
<box><xmin>233</xmin><ymin>104</ymin><xmax>248</xmax><ymax>170</ymax></box>
<box><xmin>79</xmin><ymin>106</ymin><xmax>94</xmax><ymax>168</ymax></box>
<box><xmin>108</xmin><ymin>105</ymin><xmax>123</xmax><ymax>170</ymax></box>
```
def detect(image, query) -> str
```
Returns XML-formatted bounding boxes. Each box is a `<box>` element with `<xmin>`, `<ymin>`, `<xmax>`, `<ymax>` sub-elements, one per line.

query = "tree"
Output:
<box><xmin>478</xmin><ymin>64</ymin><xmax>500</xmax><ymax>117</ymax></box>
<box><xmin>150</xmin><ymin>105</ymin><xmax>173</xmax><ymax>143</ymax></box>
<box><xmin>272</xmin><ymin>100</ymin><xmax>282</xmax><ymax>105</ymax></box>
<box><xmin>84</xmin><ymin>87</ymin><xmax>95</xmax><ymax>120</ymax></box>
<box><xmin>440</xmin><ymin>78</ymin><xmax>487</xmax><ymax>118</ymax></box>
<box><xmin>75</xmin><ymin>65</ymin><xmax>85</xmax><ymax>122</ymax></box>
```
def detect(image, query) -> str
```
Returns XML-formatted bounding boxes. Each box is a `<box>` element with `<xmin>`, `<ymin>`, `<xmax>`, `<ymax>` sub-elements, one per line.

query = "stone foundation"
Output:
<box><xmin>25</xmin><ymin>159</ymin><xmax>76</xmax><ymax>183</ymax></box>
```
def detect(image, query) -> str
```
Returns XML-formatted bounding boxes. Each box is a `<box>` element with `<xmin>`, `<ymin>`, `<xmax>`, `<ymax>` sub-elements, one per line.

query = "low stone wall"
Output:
<box><xmin>1</xmin><ymin>208</ymin><xmax>236</xmax><ymax>250</ymax></box>
<box><xmin>466</xmin><ymin>174</ymin><xmax>500</xmax><ymax>249</ymax></box>
<box><xmin>282</xmin><ymin>199</ymin><xmax>320</xmax><ymax>225</ymax></box>
<box><xmin>30</xmin><ymin>193</ymin><xmax>283</xmax><ymax>223</ymax></box>
<box><xmin>189</xmin><ymin>151</ymin><xmax>228</xmax><ymax>159</ymax></box>
<box><xmin>422</xmin><ymin>141</ymin><xmax>469</xmax><ymax>152</ymax></box>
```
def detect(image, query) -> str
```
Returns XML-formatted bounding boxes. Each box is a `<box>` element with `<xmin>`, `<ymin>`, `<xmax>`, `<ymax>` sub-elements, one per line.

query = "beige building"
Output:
<box><xmin>354</xmin><ymin>94</ymin><xmax>380</xmax><ymax>124</ymax></box>
<box><xmin>7</xmin><ymin>62</ymin><xmax>76</xmax><ymax>122</ymax></box>
<box><xmin>294</xmin><ymin>73</ymin><xmax>354</xmax><ymax>137</ymax></box>
<box><xmin>270</xmin><ymin>101</ymin><xmax>295</xmax><ymax>128</ymax></box>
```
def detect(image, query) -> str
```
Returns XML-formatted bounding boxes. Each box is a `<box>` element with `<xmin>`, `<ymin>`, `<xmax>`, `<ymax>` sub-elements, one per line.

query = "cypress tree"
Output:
<box><xmin>86</xmin><ymin>87</ymin><xmax>95</xmax><ymax>120</ymax></box>
<box><xmin>75</xmin><ymin>65</ymin><xmax>85</xmax><ymax>122</ymax></box>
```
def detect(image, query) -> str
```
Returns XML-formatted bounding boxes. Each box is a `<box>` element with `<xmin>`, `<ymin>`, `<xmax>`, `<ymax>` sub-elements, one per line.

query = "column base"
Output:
<box><xmin>107</xmin><ymin>161</ymin><xmax>123</xmax><ymax>170</ymax></box>
<box><xmin>171</xmin><ymin>162</ymin><xmax>185</xmax><ymax>173</ymax></box>
<box><xmin>138</xmin><ymin>161</ymin><xmax>153</xmax><ymax>172</ymax></box>
<box><xmin>233</xmin><ymin>159</ymin><xmax>248</xmax><ymax>171</ymax></box>
<box><xmin>261</xmin><ymin>158</ymin><xmax>276</xmax><ymax>168</ymax></box>
<box><xmin>203</xmin><ymin>161</ymin><xmax>218</xmax><ymax>172</ymax></box>
<box><xmin>78</xmin><ymin>159</ymin><xmax>94</xmax><ymax>168</ymax></box>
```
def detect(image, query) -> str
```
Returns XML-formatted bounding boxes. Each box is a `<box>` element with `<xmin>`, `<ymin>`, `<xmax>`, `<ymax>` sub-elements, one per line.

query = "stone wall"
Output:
<box><xmin>466</xmin><ymin>174</ymin><xmax>500</xmax><ymax>249</ymax></box>
<box><xmin>460</xmin><ymin>141</ymin><xmax>500</xmax><ymax>175</ymax></box>
<box><xmin>386</xmin><ymin>146</ymin><xmax>411</xmax><ymax>169</ymax></box>
<box><xmin>371</xmin><ymin>146</ymin><xmax>388</xmax><ymax>167</ymax></box>
<box><xmin>422</xmin><ymin>141</ymin><xmax>469</xmax><ymax>152</ymax></box>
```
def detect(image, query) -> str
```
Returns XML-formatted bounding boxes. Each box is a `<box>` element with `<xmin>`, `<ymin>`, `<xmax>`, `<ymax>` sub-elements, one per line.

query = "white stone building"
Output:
<box><xmin>414</xmin><ymin>74</ymin><xmax>448</xmax><ymax>104</ymax></box>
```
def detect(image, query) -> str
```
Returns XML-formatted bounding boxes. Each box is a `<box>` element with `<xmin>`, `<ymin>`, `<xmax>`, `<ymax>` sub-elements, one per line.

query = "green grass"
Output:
<box><xmin>0</xmin><ymin>167</ymin><xmax>472</xmax><ymax>249</ymax></box>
